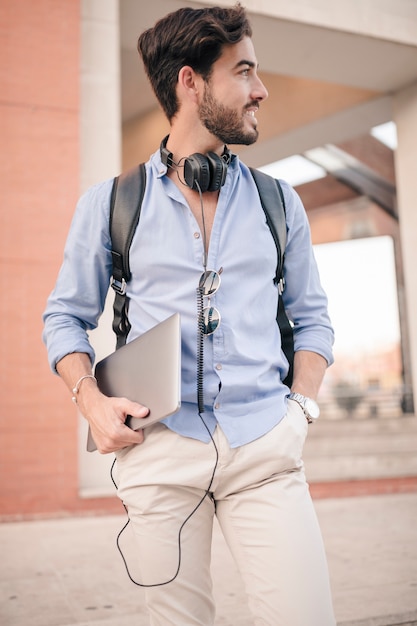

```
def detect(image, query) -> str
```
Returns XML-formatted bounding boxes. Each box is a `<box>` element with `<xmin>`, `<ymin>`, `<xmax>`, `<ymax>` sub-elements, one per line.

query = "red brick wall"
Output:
<box><xmin>0</xmin><ymin>1</ymin><xmax>118</xmax><ymax>519</ymax></box>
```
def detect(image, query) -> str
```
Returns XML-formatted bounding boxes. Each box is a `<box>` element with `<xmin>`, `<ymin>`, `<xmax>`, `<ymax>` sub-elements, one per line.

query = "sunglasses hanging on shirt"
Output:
<box><xmin>198</xmin><ymin>269</ymin><xmax>222</xmax><ymax>335</ymax></box>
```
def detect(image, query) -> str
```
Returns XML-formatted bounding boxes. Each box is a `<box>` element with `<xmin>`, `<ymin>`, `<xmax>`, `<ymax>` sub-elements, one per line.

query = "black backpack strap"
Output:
<box><xmin>250</xmin><ymin>168</ymin><xmax>294</xmax><ymax>387</ymax></box>
<box><xmin>250</xmin><ymin>168</ymin><xmax>286</xmax><ymax>286</ymax></box>
<box><xmin>109</xmin><ymin>163</ymin><xmax>146</xmax><ymax>348</ymax></box>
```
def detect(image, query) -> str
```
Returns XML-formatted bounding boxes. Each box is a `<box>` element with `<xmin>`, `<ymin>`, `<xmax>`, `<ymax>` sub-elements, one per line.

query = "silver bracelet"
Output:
<box><xmin>71</xmin><ymin>374</ymin><xmax>97</xmax><ymax>404</ymax></box>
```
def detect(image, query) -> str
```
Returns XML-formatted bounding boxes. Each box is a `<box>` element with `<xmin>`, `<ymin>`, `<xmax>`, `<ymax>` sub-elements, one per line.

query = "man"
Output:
<box><xmin>43</xmin><ymin>4</ymin><xmax>336</xmax><ymax>625</ymax></box>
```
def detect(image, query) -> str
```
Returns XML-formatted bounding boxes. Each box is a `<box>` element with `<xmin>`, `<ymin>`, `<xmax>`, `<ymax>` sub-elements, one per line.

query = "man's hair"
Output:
<box><xmin>137</xmin><ymin>4</ymin><xmax>252</xmax><ymax>122</ymax></box>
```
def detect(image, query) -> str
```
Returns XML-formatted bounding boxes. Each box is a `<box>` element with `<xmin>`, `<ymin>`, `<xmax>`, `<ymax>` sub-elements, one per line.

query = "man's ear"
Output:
<box><xmin>177</xmin><ymin>66</ymin><xmax>201</xmax><ymax>102</ymax></box>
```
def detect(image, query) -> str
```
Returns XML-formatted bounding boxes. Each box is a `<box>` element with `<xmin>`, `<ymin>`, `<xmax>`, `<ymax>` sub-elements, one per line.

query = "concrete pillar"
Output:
<box><xmin>80</xmin><ymin>0</ymin><xmax>121</xmax><ymax>191</ymax></box>
<box><xmin>393</xmin><ymin>82</ymin><xmax>417</xmax><ymax>414</ymax></box>
<box><xmin>79</xmin><ymin>0</ymin><xmax>121</xmax><ymax>495</ymax></box>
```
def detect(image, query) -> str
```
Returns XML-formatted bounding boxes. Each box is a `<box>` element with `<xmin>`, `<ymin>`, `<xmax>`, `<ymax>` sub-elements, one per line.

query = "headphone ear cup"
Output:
<box><xmin>206</xmin><ymin>152</ymin><xmax>227</xmax><ymax>191</ymax></box>
<box><xmin>183</xmin><ymin>153</ymin><xmax>211</xmax><ymax>192</ymax></box>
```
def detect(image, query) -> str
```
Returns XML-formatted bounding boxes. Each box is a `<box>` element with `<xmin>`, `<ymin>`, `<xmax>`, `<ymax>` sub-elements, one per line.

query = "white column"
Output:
<box><xmin>393</xmin><ymin>82</ymin><xmax>417</xmax><ymax>414</ymax></box>
<box><xmin>80</xmin><ymin>0</ymin><xmax>121</xmax><ymax>192</ymax></box>
<box><xmin>79</xmin><ymin>0</ymin><xmax>121</xmax><ymax>496</ymax></box>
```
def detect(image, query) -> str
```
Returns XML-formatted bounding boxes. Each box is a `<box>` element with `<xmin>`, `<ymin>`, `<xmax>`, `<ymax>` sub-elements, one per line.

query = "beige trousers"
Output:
<box><xmin>115</xmin><ymin>400</ymin><xmax>336</xmax><ymax>626</ymax></box>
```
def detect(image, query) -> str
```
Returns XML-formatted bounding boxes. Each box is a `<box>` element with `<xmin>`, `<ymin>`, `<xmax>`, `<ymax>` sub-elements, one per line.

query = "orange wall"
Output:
<box><xmin>0</xmin><ymin>1</ymin><xmax>118</xmax><ymax>519</ymax></box>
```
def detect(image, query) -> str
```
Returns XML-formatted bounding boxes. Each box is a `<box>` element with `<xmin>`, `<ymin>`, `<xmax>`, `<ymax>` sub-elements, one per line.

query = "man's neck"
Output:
<box><xmin>165</xmin><ymin>126</ymin><xmax>224</xmax><ymax>163</ymax></box>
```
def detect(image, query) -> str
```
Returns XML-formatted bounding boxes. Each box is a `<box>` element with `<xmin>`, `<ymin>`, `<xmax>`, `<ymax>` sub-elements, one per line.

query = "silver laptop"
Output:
<box><xmin>87</xmin><ymin>313</ymin><xmax>181</xmax><ymax>452</ymax></box>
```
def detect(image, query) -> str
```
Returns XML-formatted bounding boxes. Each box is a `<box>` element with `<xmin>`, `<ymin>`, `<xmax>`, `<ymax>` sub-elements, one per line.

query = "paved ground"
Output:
<box><xmin>1</xmin><ymin>491</ymin><xmax>416</xmax><ymax>626</ymax></box>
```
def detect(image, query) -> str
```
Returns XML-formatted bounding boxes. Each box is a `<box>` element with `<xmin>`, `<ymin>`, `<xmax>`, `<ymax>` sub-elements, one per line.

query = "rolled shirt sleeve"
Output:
<box><xmin>42</xmin><ymin>179</ymin><xmax>114</xmax><ymax>372</ymax></box>
<box><xmin>279</xmin><ymin>180</ymin><xmax>334</xmax><ymax>366</ymax></box>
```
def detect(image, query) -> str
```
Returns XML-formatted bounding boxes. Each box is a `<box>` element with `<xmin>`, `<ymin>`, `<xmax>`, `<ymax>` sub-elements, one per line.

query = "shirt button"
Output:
<box><xmin>214</xmin><ymin>403</ymin><xmax>220</xmax><ymax>410</ymax></box>
<box><xmin>194</xmin><ymin>232</ymin><xmax>200</xmax><ymax>239</ymax></box>
<box><xmin>215</xmin><ymin>363</ymin><xmax>222</xmax><ymax>371</ymax></box>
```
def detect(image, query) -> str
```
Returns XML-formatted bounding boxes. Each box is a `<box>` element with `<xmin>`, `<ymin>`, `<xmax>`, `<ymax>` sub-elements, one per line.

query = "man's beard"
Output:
<box><xmin>198</xmin><ymin>84</ymin><xmax>259</xmax><ymax>146</ymax></box>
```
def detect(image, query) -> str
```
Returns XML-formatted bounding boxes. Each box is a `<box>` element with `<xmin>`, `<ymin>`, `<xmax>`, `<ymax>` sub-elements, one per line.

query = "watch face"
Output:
<box><xmin>305</xmin><ymin>398</ymin><xmax>320</xmax><ymax>420</ymax></box>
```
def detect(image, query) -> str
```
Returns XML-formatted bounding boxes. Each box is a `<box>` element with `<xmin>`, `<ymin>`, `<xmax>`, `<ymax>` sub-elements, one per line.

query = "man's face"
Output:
<box><xmin>198</xmin><ymin>37</ymin><xmax>268</xmax><ymax>145</ymax></box>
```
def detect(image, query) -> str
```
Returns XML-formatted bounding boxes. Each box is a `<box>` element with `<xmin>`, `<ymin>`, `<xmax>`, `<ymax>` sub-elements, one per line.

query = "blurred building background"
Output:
<box><xmin>1</xmin><ymin>0</ymin><xmax>417</xmax><ymax>518</ymax></box>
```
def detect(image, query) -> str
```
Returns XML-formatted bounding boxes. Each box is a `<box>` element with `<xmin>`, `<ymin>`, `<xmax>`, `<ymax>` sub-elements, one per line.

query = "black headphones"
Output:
<box><xmin>160</xmin><ymin>135</ymin><xmax>232</xmax><ymax>192</ymax></box>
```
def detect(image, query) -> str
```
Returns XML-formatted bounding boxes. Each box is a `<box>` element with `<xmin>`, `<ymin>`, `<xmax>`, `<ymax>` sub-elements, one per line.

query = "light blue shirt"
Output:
<box><xmin>43</xmin><ymin>149</ymin><xmax>334</xmax><ymax>447</ymax></box>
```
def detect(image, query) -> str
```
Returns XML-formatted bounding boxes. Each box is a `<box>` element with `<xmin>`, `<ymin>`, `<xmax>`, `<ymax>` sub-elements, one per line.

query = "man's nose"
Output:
<box><xmin>253</xmin><ymin>75</ymin><xmax>268</xmax><ymax>101</ymax></box>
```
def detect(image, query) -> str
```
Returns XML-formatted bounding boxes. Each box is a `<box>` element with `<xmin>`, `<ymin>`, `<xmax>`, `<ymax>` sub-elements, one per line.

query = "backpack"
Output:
<box><xmin>109</xmin><ymin>164</ymin><xmax>294</xmax><ymax>387</ymax></box>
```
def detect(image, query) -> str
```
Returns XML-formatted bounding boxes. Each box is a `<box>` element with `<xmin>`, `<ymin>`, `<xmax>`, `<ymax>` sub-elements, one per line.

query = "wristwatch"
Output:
<box><xmin>288</xmin><ymin>392</ymin><xmax>320</xmax><ymax>423</ymax></box>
